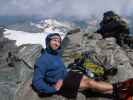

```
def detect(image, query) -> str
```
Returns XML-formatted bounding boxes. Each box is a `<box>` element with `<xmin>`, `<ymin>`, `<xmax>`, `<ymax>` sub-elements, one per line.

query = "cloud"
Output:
<box><xmin>0</xmin><ymin>0</ymin><xmax>133</xmax><ymax>20</ymax></box>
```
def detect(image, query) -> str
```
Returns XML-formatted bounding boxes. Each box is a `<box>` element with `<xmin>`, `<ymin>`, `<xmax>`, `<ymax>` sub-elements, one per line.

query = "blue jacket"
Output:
<box><xmin>32</xmin><ymin>33</ymin><xmax>68</xmax><ymax>93</ymax></box>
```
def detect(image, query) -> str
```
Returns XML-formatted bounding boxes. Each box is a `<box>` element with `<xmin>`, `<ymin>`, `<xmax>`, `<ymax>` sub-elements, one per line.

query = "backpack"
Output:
<box><xmin>68</xmin><ymin>51</ymin><xmax>105</xmax><ymax>80</ymax></box>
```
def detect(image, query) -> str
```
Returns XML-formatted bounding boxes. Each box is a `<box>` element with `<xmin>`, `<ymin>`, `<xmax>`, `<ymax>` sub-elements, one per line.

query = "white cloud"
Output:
<box><xmin>0</xmin><ymin>0</ymin><xmax>133</xmax><ymax>19</ymax></box>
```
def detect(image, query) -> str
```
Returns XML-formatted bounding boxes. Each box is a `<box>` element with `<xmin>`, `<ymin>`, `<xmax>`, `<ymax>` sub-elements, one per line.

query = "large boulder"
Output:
<box><xmin>81</xmin><ymin>32</ymin><xmax>133</xmax><ymax>82</ymax></box>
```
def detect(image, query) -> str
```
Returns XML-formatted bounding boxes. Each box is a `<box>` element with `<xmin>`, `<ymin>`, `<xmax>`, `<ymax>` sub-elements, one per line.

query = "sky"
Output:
<box><xmin>0</xmin><ymin>0</ymin><xmax>133</xmax><ymax>20</ymax></box>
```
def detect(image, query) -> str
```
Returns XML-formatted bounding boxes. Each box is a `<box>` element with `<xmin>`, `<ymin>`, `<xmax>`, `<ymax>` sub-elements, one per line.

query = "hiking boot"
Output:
<box><xmin>113</xmin><ymin>78</ymin><xmax>133</xmax><ymax>100</ymax></box>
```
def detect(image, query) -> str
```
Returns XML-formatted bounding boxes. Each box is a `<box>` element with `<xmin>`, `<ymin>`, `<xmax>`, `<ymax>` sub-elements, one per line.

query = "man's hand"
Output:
<box><xmin>54</xmin><ymin>80</ymin><xmax>63</xmax><ymax>91</ymax></box>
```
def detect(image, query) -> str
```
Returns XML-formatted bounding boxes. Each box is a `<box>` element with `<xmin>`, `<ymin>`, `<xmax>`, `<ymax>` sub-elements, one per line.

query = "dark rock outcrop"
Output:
<box><xmin>96</xmin><ymin>10</ymin><xmax>133</xmax><ymax>48</ymax></box>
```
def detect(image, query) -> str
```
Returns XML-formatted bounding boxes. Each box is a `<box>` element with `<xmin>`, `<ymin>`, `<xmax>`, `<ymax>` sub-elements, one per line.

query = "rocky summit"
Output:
<box><xmin>0</xmin><ymin>23</ymin><xmax>133</xmax><ymax>100</ymax></box>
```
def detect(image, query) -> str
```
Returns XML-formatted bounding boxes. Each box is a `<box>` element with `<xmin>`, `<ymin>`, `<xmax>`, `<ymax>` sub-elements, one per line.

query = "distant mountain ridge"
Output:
<box><xmin>0</xmin><ymin>16</ymin><xmax>40</xmax><ymax>26</ymax></box>
<box><xmin>0</xmin><ymin>15</ymin><xmax>133</xmax><ymax>35</ymax></box>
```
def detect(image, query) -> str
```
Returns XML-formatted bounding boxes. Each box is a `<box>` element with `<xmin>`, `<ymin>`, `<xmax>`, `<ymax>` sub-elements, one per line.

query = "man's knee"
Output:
<box><xmin>79</xmin><ymin>75</ymin><xmax>95</xmax><ymax>90</ymax></box>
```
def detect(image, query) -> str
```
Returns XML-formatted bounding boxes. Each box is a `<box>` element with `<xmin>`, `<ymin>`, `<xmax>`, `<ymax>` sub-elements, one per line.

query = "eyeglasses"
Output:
<box><xmin>51</xmin><ymin>38</ymin><xmax>61</xmax><ymax>43</ymax></box>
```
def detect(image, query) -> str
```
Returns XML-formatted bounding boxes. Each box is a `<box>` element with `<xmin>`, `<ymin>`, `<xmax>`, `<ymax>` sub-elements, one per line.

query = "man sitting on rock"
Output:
<box><xmin>32</xmin><ymin>33</ymin><xmax>133</xmax><ymax>100</ymax></box>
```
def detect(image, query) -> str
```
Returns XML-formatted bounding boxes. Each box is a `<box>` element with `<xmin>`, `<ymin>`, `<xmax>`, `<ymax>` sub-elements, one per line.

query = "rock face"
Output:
<box><xmin>0</xmin><ymin>26</ymin><xmax>133</xmax><ymax>100</ymax></box>
<box><xmin>0</xmin><ymin>44</ymin><xmax>42</xmax><ymax>100</ymax></box>
<box><xmin>80</xmin><ymin>32</ymin><xmax>133</xmax><ymax>82</ymax></box>
<box><xmin>0</xmin><ymin>28</ymin><xmax>42</xmax><ymax>100</ymax></box>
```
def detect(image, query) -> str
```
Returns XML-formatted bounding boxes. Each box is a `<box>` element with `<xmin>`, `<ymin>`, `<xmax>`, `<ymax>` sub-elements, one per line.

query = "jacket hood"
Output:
<box><xmin>45</xmin><ymin>33</ymin><xmax>62</xmax><ymax>55</ymax></box>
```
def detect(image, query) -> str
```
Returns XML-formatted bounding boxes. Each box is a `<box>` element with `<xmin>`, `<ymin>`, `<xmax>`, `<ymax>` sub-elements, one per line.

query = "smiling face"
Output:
<box><xmin>49</xmin><ymin>36</ymin><xmax>61</xmax><ymax>50</ymax></box>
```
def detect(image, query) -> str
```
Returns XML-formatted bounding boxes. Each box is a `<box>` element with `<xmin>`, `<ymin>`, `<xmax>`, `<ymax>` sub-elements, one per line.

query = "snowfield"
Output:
<box><xmin>3</xmin><ymin>19</ymin><xmax>71</xmax><ymax>48</ymax></box>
